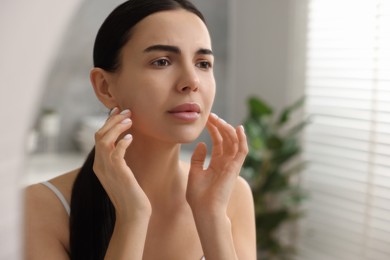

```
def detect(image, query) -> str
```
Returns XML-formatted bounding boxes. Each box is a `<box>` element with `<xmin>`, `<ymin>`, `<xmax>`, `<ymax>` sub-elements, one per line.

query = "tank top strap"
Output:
<box><xmin>41</xmin><ymin>181</ymin><xmax>70</xmax><ymax>216</ymax></box>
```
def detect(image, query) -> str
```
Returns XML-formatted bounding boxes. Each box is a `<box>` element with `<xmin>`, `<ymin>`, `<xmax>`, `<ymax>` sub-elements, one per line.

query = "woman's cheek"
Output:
<box><xmin>206</xmin><ymin>87</ymin><xmax>216</xmax><ymax>111</ymax></box>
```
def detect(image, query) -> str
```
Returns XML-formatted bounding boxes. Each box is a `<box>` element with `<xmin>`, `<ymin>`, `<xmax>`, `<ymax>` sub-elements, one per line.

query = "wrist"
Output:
<box><xmin>191</xmin><ymin>207</ymin><xmax>230</xmax><ymax>227</ymax></box>
<box><xmin>190</xmin><ymin>204</ymin><xmax>227</xmax><ymax>220</ymax></box>
<box><xmin>192</xmin><ymin>211</ymin><xmax>236</xmax><ymax>260</ymax></box>
<box><xmin>115</xmin><ymin>208</ymin><xmax>152</xmax><ymax>225</ymax></box>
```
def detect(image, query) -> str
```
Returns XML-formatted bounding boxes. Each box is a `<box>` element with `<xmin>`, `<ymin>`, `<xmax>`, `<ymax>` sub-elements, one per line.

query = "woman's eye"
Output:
<box><xmin>152</xmin><ymin>59</ymin><xmax>170</xmax><ymax>67</ymax></box>
<box><xmin>196</xmin><ymin>61</ymin><xmax>212</xmax><ymax>69</ymax></box>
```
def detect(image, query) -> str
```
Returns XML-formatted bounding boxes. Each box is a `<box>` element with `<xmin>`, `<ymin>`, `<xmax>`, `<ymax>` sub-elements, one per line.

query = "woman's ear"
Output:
<box><xmin>90</xmin><ymin>68</ymin><xmax>117</xmax><ymax>109</ymax></box>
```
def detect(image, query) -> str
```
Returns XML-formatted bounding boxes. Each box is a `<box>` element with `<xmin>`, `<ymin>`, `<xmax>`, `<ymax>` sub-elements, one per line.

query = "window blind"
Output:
<box><xmin>298</xmin><ymin>0</ymin><xmax>390</xmax><ymax>259</ymax></box>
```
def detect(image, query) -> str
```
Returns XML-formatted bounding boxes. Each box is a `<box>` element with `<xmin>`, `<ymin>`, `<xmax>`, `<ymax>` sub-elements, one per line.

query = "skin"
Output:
<box><xmin>24</xmin><ymin>9</ymin><xmax>256</xmax><ymax>260</ymax></box>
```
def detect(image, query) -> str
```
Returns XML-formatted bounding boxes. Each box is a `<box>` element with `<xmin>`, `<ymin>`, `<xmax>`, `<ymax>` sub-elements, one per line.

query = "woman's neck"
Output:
<box><xmin>123</xmin><ymin>134</ymin><xmax>188</xmax><ymax>210</ymax></box>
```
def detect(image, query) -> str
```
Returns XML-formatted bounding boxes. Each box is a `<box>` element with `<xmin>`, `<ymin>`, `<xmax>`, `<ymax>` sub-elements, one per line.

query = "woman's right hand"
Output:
<box><xmin>93</xmin><ymin>107</ymin><xmax>151</xmax><ymax>221</ymax></box>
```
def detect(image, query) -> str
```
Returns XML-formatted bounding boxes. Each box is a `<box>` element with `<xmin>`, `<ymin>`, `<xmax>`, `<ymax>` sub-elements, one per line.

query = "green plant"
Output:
<box><xmin>242</xmin><ymin>96</ymin><xmax>309</xmax><ymax>260</ymax></box>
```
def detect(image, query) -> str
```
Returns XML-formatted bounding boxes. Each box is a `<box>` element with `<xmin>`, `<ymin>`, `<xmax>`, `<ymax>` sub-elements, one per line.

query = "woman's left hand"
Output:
<box><xmin>186</xmin><ymin>113</ymin><xmax>248</xmax><ymax>218</ymax></box>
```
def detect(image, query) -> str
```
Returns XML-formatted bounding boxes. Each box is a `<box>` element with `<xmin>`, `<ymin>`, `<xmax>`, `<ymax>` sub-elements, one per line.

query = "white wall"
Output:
<box><xmin>227</xmin><ymin>0</ymin><xmax>308</xmax><ymax>253</ymax></box>
<box><xmin>227</xmin><ymin>0</ymin><xmax>307</xmax><ymax>125</ymax></box>
<box><xmin>0</xmin><ymin>1</ymin><xmax>81</xmax><ymax>258</ymax></box>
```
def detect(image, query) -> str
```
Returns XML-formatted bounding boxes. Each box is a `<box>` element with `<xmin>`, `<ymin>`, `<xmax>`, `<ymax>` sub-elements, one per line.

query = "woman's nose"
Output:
<box><xmin>176</xmin><ymin>66</ymin><xmax>200</xmax><ymax>93</ymax></box>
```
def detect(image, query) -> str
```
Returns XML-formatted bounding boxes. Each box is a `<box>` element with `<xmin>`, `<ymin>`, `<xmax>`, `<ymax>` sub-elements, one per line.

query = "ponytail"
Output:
<box><xmin>69</xmin><ymin>148</ymin><xmax>115</xmax><ymax>260</ymax></box>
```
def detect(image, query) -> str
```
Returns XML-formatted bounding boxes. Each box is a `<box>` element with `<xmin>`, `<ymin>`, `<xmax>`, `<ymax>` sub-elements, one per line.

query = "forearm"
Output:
<box><xmin>193</xmin><ymin>211</ymin><xmax>238</xmax><ymax>260</ymax></box>
<box><xmin>104</xmin><ymin>215</ymin><xmax>150</xmax><ymax>260</ymax></box>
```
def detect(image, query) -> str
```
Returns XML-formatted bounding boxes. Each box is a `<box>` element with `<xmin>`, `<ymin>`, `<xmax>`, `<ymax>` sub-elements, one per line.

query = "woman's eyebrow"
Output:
<box><xmin>144</xmin><ymin>44</ymin><xmax>180</xmax><ymax>54</ymax></box>
<box><xmin>197</xmin><ymin>48</ymin><xmax>213</xmax><ymax>56</ymax></box>
<box><xmin>143</xmin><ymin>44</ymin><xmax>213</xmax><ymax>56</ymax></box>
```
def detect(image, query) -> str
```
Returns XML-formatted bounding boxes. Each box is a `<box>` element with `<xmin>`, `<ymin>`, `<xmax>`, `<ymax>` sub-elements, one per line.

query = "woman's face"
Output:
<box><xmin>109</xmin><ymin>9</ymin><xmax>216</xmax><ymax>144</ymax></box>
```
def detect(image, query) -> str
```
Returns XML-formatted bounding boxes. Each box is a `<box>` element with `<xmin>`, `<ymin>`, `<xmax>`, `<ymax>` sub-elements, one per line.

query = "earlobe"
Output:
<box><xmin>90</xmin><ymin>68</ymin><xmax>117</xmax><ymax>109</ymax></box>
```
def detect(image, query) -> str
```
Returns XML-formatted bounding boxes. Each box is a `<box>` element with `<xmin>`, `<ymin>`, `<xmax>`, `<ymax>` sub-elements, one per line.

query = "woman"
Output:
<box><xmin>24</xmin><ymin>0</ymin><xmax>256</xmax><ymax>259</ymax></box>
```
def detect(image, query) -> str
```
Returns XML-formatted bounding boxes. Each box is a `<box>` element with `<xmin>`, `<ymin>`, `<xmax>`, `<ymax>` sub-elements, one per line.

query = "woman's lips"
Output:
<box><xmin>168</xmin><ymin>103</ymin><xmax>201</xmax><ymax>122</ymax></box>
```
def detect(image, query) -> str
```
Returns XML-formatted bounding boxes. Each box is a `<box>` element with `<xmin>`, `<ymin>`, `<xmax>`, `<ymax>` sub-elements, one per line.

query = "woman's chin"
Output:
<box><xmin>179</xmin><ymin>139</ymin><xmax>197</xmax><ymax>145</ymax></box>
<box><xmin>176</xmin><ymin>135</ymin><xmax>201</xmax><ymax>144</ymax></box>
<box><xmin>173</xmin><ymin>130</ymin><xmax>203</xmax><ymax>144</ymax></box>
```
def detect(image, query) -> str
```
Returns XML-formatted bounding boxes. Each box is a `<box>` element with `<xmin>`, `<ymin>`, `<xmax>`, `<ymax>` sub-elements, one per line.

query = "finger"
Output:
<box><xmin>221</xmin><ymin>121</ymin><xmax>239</xmax><ymax>156</ymax></box>
<box><xmin>206</xmin><ymin>115</ymin><xmax>223</xmax><ymax>157</ymax></box>
<box><xmin>109</xmin><ymin>107</ymin><xmax>119</xmax><ymax>117</ymax></box>
<box><xmin>95</xmin><ymin>109</ymin><xmax>131</xmax><ymax>141</ymax></box>
<box><xmin>210</xmin><ymin>115</ymin><xmax>239</xmax><ymax>157</ymax></box>
<box><xmin>104</xmin><ymin>108</ymin><xmax>131</xmax><ymax>131</ymax></box>
<box><xmin>96</xmin><ymin>117</ymin><xmax>133</xmax><ymax>152</ymax></box>
<box><xmin>111</xmin><ymin>134</ymin><xmax>133</xmax><ymax>172</ymax></box>
<box><xmin>233</xmin><ymin>125</ymin><xmax>249</xmax><ymax>172</ymax></box>
<box><xmin>190</xmin><ymin>142</ymin><xmax>207</xmax><ymax>172</ymax></box>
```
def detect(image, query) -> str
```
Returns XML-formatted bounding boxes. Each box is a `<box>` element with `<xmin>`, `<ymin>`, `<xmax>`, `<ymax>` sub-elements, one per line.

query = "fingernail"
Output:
<box><xmin>240</xmin><ymin>125</ymin><xmax>245</xmax><ymax>132</ymax></box>
<box><xmin>109</xmin><ymin>107</ymin><xmax>118</xmax><ymax>116</ymax></box>
<box><xmin>120</xmin><ymin>109</ymin><xmax>130</xmax><ymax>115</ymax></box>
<box><xmin>123</xmin><ymin>134</ymin><xmax>132</xmax><ymax>140</ymax></box>
<box><xmin>121</xmin><ymin>118</ymin><xmax>131</xmax><ymax>124</ymax></box>
<box><xmin>219</xmin><ymin>118</ymin><xmax>227</xmax><ymax>124</ymax></box>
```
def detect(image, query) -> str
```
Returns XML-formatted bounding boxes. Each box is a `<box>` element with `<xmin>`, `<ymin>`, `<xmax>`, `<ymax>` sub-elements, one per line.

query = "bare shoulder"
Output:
<box><xmin>233</xmin><ymin>176</ymin><xmax>253</xmax><ymax>196</ymax></box>
<box><xmin>228</xmin><ymin>176</ymin><xmax>254</xmax><ymax>217</ymax></box>
<box><xmin>24</xmin><ymin>169</ymin><xmax>79</xmax><ymax>259</ymax></box>
<box><xmin>48</xmin><ymin>169</ymin><xmax>80</xmax><ymax>203</ymax></box>
<box><xmin>25</xmin><ymin>169</ymin><xmax>79</xmax><ymax>212</ymax></box>
<box><xmin>228</xmin><ymin>176</ymin><xmax>257</xmax><ymax>259</ymax></box>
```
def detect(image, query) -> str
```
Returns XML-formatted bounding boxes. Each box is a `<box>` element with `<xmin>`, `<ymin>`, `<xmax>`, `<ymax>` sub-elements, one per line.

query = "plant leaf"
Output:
<box><xmin>266</xmin><ymin>135</ymin><xmax>283</xmax><ymax>150</ymax></box>
<box><xmin>261</xmin><ymin>170</ymin><xmax>289</xmax><ymax>192</ymax></box>
<box><xmin>256</xmin><ymin>209</ymin><xmax>289</xmax><ymax>231</ymax></box>
<box><xmin>276</xmin><ymin>96</ymin><xmax>305</xmax><ymax>126</ymax></box>
<box><xmin>248</xmin><ymin>96</ymin><xmax>273</xmax><ymax>118</ymax></box>
<box><xmin>272</xmin><ymin>139</ymin><xmax>301</xmax><ymax>165</ymax></box>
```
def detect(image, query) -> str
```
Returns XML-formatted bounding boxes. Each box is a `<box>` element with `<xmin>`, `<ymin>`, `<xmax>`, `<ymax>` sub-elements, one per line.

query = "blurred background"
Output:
<box><xmin>1</xmin><ymin>0</ymin><xmax>389</xmax><ymax>259</ymax></box>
